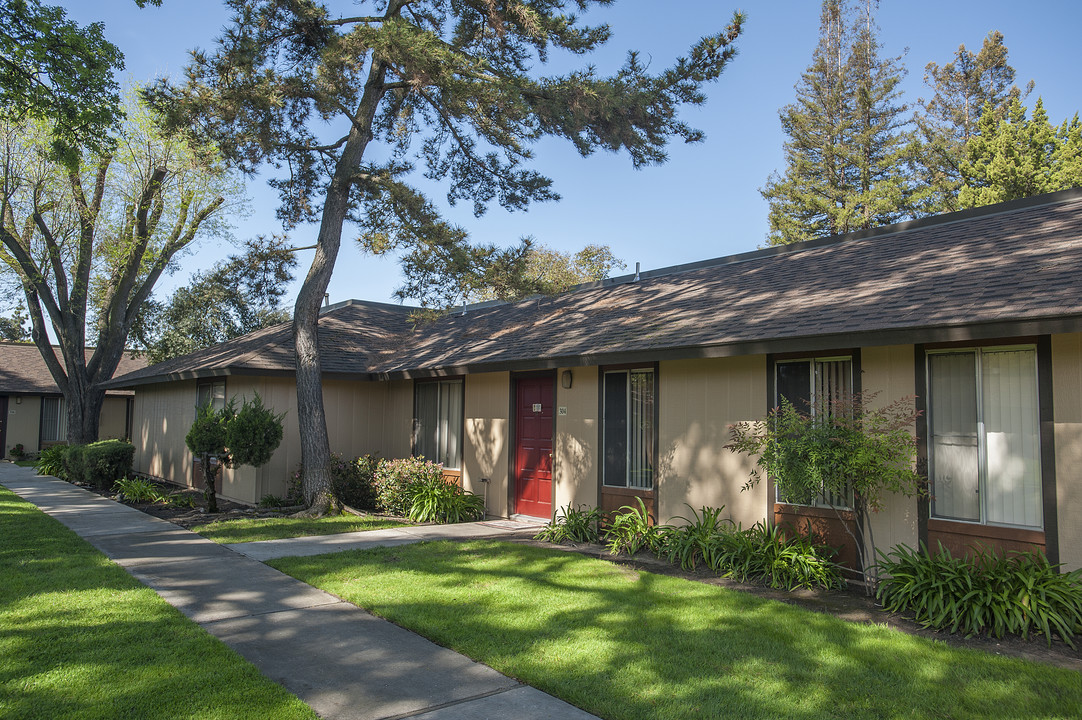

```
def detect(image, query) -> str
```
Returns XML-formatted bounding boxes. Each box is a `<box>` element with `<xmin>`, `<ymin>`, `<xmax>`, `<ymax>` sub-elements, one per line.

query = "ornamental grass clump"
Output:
<box><xmin>373</xmin><ymin>457</ymin><xmax>443</xmax><ymax>516</ymax></box>
<box><xmin>534</xmin><ymin>503</ymin><xmax>604</xmax><ymax>544</ymax></box>
<box><xmin>708</xmin><ymin>521</ymin><xmax>845</xmax><ymax>591</ymax></box>
<box><xmin>876</xmin><ymin>542</ymin><xmax>1082</xmax><ymax>648</ymax></box>
<box><xmin>407</xmin><ymin>475</ymin><xmax>485</xmax><ymax>524</ymax></box>
<box><xmin>654</xmin><ymin>505</ymin><xmax>731</xmax><ymax>571</ymax></box>
<box><xmin>604</xmin><ymin>497</ymin><xmax>661</xmax><ymax>556</ymax></box>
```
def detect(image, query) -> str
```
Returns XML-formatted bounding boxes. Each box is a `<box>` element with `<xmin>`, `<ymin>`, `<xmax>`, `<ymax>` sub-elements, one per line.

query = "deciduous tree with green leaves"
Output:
<box><xmin>0</xmin><ymin>99</ymin><xmax>239</xmax><ymax>444</ymax></box>
<box><xmin>133</xmin><ymin>236</ymin><xmax>297</xmax><ymax>364</ymax></box>
<box><xmin>0</xmin><ymin>0</ymin><xmax>160</xmax><ymax>166</ymax></box>
<box><xmin>148</xmin><ymin>0</ymin><xmax>745</xmax><ymax>513</ymax></box>
<box><xmin>727</xmin><ymin>392</ymin><xmax>923</xmax><ymax>593</ymax></box>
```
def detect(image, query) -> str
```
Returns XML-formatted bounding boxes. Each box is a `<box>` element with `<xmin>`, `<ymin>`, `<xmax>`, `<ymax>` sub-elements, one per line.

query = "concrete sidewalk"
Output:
<box><xmin>0</xmin><ymin>464</ymin><xmax>596</xmax><ymax>720</ymax></box>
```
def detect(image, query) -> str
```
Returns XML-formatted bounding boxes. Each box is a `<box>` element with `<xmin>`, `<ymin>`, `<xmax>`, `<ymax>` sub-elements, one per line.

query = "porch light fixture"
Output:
<box><xmin>561</xmin><ymin>370</ymin><xmax>573</xmax><ymax>389</ymax></box>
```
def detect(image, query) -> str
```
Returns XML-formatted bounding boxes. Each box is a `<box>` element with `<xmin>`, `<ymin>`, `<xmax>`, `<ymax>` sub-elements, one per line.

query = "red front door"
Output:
<box><xmin>514</xmin><ymin>376</ymin><xmax>554</xmax><ymax>519</ymax></box>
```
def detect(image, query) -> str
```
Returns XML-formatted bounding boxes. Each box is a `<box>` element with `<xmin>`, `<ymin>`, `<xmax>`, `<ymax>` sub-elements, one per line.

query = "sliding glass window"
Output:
<box><xmin>602</xmin><ymin>369</ymin><xmax>655</xmax><ymax>490</ymax></box>
<box><xmin>414</xmin><ymin>379</ymin><xmax>463</xmax><ymax>470</ymax></box>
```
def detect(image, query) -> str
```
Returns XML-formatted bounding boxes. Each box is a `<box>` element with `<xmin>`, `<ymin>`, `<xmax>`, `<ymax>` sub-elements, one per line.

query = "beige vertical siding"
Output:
<box><xmin>860</xmin><ymin>345</ymin><xmax>919</xmax><ymax>556</ymax></box>
<box><xmin>130</xmin><ymin>376</ymin><xmax>417</xmax><ymax>505</ymax></box>
<box><xmin>233</xmin><ymin>376</ymin><xmax>416</xmax><ymax>504</ymax></box>
<box><xmin>99</xmin><ymin>396</ymin><xmax>130</xmax><ymax>440</ymax></box>
<box><xmin>1052</xmin><ymin>333</ymin><xmax>1082</xmax><ymax>571</ymax></box>
<box><xmin>4</xmin><ymin>396</ymin><xmax>40</xmax><ymax>454</ymax></box>
<box><xmin>658</xmin><ymin>356</ymin><xmax>767</xmax><ymax>527</ymax></box>
<box><xmin>463</xmin><ymin>372</ymin><xmax>510</xmax><ymax>518</ymax></box>
<box><xmin>133</xmin><ymin>380</ymin><xmax>197</xmax><ymax>489</ymax></box>
<box><xmin>554</xmin><ymin>366</ymin><xmax>599</xmax><ymax>512</ymax></box>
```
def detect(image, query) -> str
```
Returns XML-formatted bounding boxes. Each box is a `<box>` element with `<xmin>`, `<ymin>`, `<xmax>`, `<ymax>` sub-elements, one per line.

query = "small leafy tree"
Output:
<box><xmin>185</xmin><ymin>393</ymin><xmax>284</xmax><ymax>513</ymax></box>
<box><xmin>727</xmin><ymin>391</ymin><xmax>923</xmax><ymax>593</ymax></box>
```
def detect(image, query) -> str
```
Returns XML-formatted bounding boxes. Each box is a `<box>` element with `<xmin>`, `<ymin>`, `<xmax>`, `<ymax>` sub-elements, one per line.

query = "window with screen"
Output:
<box><xmin>602</xmin><ymin>369</ymin><xmax>655</xmax><ymax>490</ymax></box>
<box><xmin>414</xmin><ymin>379</ymin><xmax>463</xmax><ymax>470</ymax></box>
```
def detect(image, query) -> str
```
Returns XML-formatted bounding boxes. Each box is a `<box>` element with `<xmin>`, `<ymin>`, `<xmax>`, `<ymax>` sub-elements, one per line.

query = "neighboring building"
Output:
<box><xmin>107</xmin><ymin>190</ymin><xmax>1082</xmax><ymax>571</ymax></box>
<box><xmin>0</xmin><ymin>343</ymin><xmax>146</xmax><ymax>457</ymax></box>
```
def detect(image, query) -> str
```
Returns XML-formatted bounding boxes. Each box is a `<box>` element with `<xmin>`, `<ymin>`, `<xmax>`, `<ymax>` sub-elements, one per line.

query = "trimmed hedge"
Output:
<box><xmin>50</xmin><ymin>440</ymin><xmax>135</xmax><ymax>489</ymax></box>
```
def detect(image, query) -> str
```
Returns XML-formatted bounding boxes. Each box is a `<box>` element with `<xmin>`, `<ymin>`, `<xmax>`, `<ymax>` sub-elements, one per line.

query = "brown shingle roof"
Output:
<box><xmin>0</xmin><ymin>344</ymin><xmax>147</xmax><ymax>395</ymax></box>
<box><xmin>107</xmin><ymin>189</ymin><xmax>1082</xmax><ymax>386</ymax></box>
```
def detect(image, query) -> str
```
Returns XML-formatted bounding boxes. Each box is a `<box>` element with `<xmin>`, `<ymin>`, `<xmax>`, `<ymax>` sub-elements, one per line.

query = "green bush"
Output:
<box><xmin>35</xmin><ymin>445</ymin><xmax>68</xmax><ymax>479</ymax></box>
<box><xmin>226</xmin><ymin>393</ymin><xmax>285</xmax><ymax>467</ymax></box>
<box><xmin>62</xmin><ymin>444</ymin><xmax>84</xmax><ymax>484</ymax></box>
<box><xmin>373</xmin><ymin>456</ymin><xmax>444</xmax><ymax>516</ymax></box>
<box><xmin>407</xmin><ymin>476</ymin><xmax>485</xmax><ymax>523</ymax></box>
<box><xmin>604</xmin><ymin>497</ymin><xmax>660</xmax><ymax>556</ymax></box>
<box><xmin>330</xmin><ymin>454</ymin><xmax>379</xmax><ymax>511</ymax></box>
<box><xmin>654</xmin><ymin>505</ymin><xmax>730</xmax><ymax>571</ymax></box>
<box><xmin>534</xmin><ymin>503</ymin><xmax>604</xmax><ymax>544</ymax></box>
<box><xmin>113</xmin><ymin>477</ymin><xmax>168</xmax><ymax>503</ymax></box>
<box><xmin>876</xmin><ymin>542</ymin><xmax>1082</xmax><ymax>648</ymax></box>
<box><xmin>708</xmin><ymin>522</ymin><xmax>844</xmax><ymax>591</ymax></box>
<box><xmin>81</xmin><ymin>440</ymin><xmax>135</xmax><ymax>489</ymax></box>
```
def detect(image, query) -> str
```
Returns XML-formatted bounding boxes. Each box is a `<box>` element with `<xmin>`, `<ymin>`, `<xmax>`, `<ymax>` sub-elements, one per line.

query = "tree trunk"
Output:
<box><xmin>66</xmin><ymin>386</ymin><xmax>106</xmax><ymax>445</ymax></box>
<box><xmin>201</xmin><ymin>452</ymin><xmax>218</xmax><ymax>513</ymax></box>
<box><xmin>293</xmin><ymin>60</ymin><xmax>388</xmax><ymax>517</ymax></box>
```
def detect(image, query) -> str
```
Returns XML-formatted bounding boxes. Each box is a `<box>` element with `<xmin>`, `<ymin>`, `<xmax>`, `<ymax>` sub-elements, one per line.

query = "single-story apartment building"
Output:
<box><xmin>107</xmin><ymin>189</ymin><xmax>1082</xmax><ymax>572</ymax></box>
<box><xmin>0</xmin><ymin>343</ymin><xmax>145</xmax><ymax>457</ymax></box>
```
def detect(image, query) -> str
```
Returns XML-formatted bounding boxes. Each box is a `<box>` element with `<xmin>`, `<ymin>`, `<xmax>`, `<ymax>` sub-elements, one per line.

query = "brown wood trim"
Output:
<box><xmin>914</xmin><ymin>345</ymin><xmax>930</xmax><ymax>548</ymax></box>
<box><xmin>772</xmin><ymin>347</ymin><xmax>861</xmax><ymax>362</ymax></box>
<box><xmin>1037</xmin><ymin>334</ymin><xmax>1058</xmax><ymax>564</ymax></box>
<box><xmin>927</xmin><ymin>518</ymin><xmax>1046</xmax><ymax>559</ymax></box>
<box><xmin>927</xmin><ymin>518</ymin><xmax>1045</xmax><ymax>544</ymax></box>
<box><xmin>441</xmin><ymin>468</ymin><xmax>462</xmax><ymax>486</ymax></box>
<box><xmin>922</xmin><ymin>335</ymin><xmax>1040</xmax><ymax>351</ymax></box>
<box><xmin>602</xmin><ymin>486</ymin><xmax>655</xmax><ymax>498</ymax></box>
<box><xmin>773</xmin><ymin>503</ymin><xmax>854</xmax><ymax>522</ymax></box>
<box><xmin>0</xmin><ymin>396</ymin><xmax>6</xmax><ymax>458</ymax></box>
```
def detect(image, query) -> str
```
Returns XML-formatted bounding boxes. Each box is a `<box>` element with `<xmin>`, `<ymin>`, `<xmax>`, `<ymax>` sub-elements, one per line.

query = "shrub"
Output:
<box><xmin>876</xmin><ymin>543</ymin><xmax>1082</xmax><ymax>648</ymax></box>
<box><xmin>330</xmin><ymin>454</ymin><xmax>379</xmax><ymax>511</ymax></box>
<box><xmin>36</xmin><ymin>445</ymin><xmax>68</xmax><ymax>479</ymax></box>
<box><xmin>604</xmin><ymin>497</ymin><xmax>660</xmax><ymax>556</ymax></box>
<box><xmin>62</xmin><ymin>444</ymin><xmax>84</xmax><ymax>484</ymax></box>
<box><xmin>534</xmin><ymin>504</ymin><xmax>604</xmax><ymax>544</ymax></box>
<box><xmin>654</xmin><ymin>505</ymin><xmax>730</xmax><ymax>571</ymax></box>
<box><xmin>407</xmin><ymin>475</ymin><xmax>485</xmax><ymax>523</ymax></box>
<box><xmin>226</xmin><ymin>393</ymin><xmax>285</xmax><ymax>467</ymax></box>
<box><xmin>708</xmin><ymin>522</ymin><xmax>844</xmax><ymax>591</ymax></box>
<box><xmin>258</xmin><ymin>494</ymin><xmax>287</xmax><ymax>508</ymax></box>
<box><xmin>9</xmin><ymin>443</ymin><xmax>25</xmax><ymax>460</ymax></box>
<box><xmin>373</xmin><ymin>456</ymin><xmax>444</xmax><ymax>516</ymax></box>
<box><xmin>81</xmin><ymin>440</ymin><xmax>135</xmax><ymax>489</ymax></box>
<box><xmin>113</xmin><ymin>477</ymin><xmax>168</xmax><ymax>503</ymax></box>
<box><xmin>167</xmin><ymin>492</ymin><xmax>198</xmax><ymax>509</ymax></box>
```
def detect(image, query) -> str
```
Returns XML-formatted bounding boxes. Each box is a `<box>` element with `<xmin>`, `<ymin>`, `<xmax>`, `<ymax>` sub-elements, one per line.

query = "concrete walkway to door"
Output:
<box><xmin>0</xmin><ymin>463</ymin><xmax>596</xmax><ymax>720</ymax></box>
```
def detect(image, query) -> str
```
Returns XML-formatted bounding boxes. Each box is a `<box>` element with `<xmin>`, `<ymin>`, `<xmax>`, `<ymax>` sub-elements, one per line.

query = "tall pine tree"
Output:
<box><xmin>958</xmin><ymin>97</ymin><xmax>1081</xmax><ymax>208</ymax></box>
<box><xmin>915</xmin><ymin>31</ymin><xmax>1032</xmax><ymax>214</ymax></box>
<box><xmin>149</xmin><ymin>0</ymin><xmax>745</xmax><ymax>512</ymax></box>
<box><xmin>761</xmin><ymin>0</ymin><xmax>910</xmax><ymax>245</ymax></box>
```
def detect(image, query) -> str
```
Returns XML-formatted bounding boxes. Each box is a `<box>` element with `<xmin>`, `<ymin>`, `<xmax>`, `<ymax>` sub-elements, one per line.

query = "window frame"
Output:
<box><xmin>601</xmin><ymin>366</ymin><xmax>657</xmax><ymax>491</ymax></box>
<box><xmin>772</xmin><ymin>354</ymin><xmax>855</xmax><ymax>510</ymax></box>
<box><xmin>412</xmin><ymin>377</ymin><xmax>464</xmax><ymax>471</ymax></box>
<box><xmin>39</xmin><ymin>395</ymin><xmax>65</xmax><ymax>444</ymax></box>
<box><xmin>196</xmin><ymin>379</ymin><xmax>226</xmax><ymax>411</ymax></box>
<box><xmin>925</xmin><ymin>344</ymin><xmax>1043</xmax><ymax>530</ymax></box>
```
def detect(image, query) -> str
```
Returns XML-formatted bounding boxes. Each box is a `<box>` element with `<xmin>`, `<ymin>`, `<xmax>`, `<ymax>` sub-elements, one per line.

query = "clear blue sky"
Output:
<box><xmin>61</xmin><ymin>0</ymin><xmax>1082</xmax><ymax>308</ymax></box>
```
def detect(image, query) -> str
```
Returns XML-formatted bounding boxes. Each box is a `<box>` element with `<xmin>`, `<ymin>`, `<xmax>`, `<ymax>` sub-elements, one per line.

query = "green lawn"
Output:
<box><xmin>0</xmin><ymin>486</ymin><xmax>318</xmax><ymax>720</ymax></box>
<box><xmin>192</xmin><ymin>513</ymin><xmax>408</xmax><ymax>543</ymax></box>
<box><xmin>12</xmin><ymin>460</ymin><xmax>36</xmax><ymax>467</ymax></box>
<box><xmin>272</xmin><ymin>540</ymin><xmax>1082</xmax><ymax>720</ymax></box>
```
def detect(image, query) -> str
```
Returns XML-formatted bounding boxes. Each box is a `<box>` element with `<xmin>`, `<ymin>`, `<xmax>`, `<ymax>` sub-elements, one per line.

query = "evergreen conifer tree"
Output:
<box><xmin>761</xmin><ymin>0</ymin><xmax>911</xmax><ymax>245</ymax></box>
<box><xmin>148</xmin><ymin>0</ymin><xmax>745</xmax><ymax>512</ymax></box>
<box><xmin>915</xmin><ymin>31</ymin><xmax>1032</xmax><ymax>213</ymax></box>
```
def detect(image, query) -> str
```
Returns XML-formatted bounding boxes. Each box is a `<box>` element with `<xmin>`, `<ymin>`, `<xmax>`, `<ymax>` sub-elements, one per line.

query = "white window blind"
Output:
<box><xmin>928</xmin><ymin>348</ymin><xmax>1041</xmax><ymax>529</ymax></box>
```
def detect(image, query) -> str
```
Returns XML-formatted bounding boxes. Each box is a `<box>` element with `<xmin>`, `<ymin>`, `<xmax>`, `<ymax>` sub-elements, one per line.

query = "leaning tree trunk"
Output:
<box><xmin>293</xmin><ymin>61</ymin><xmax>387</xmax><ymax>516</ymax></box>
